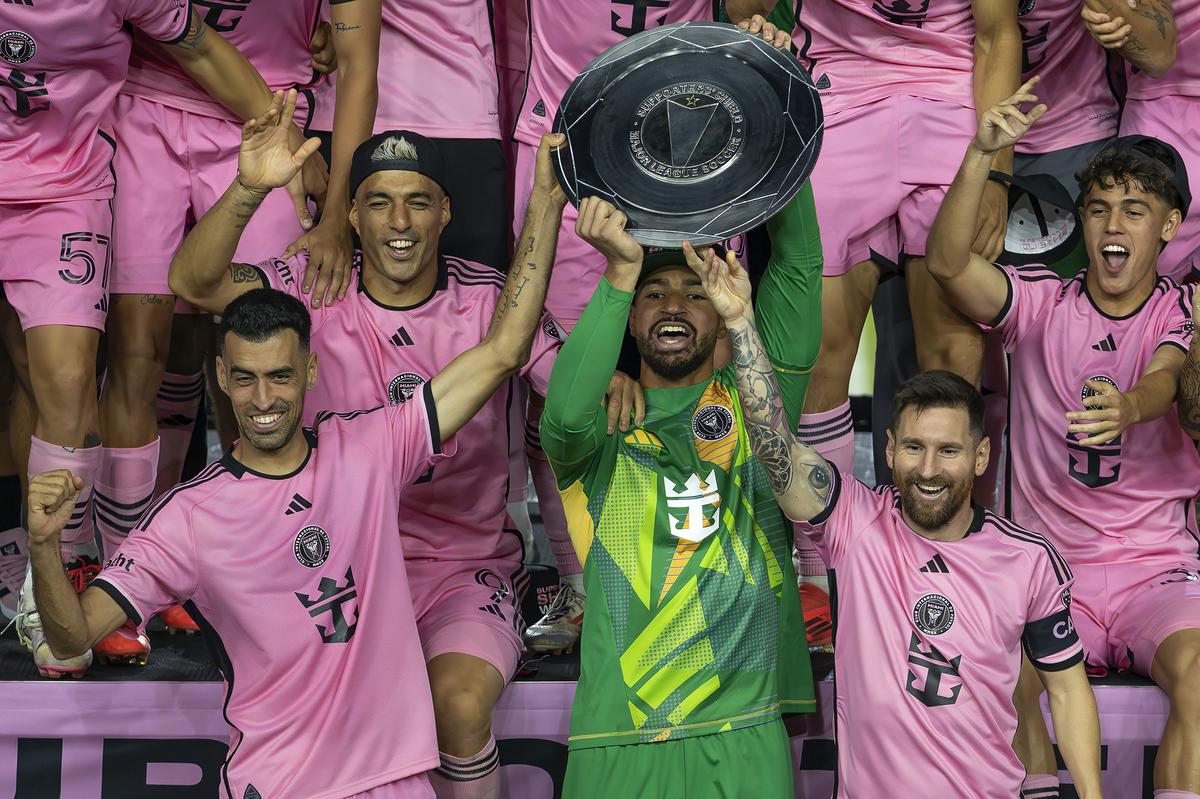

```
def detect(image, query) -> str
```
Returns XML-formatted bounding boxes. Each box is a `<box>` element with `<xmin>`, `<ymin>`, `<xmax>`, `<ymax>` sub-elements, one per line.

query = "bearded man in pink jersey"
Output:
<box><xmin>928</xmin><ymin>79</ymin><xmax>1200</xmax><ymax>799</ymax></box>
<box><xmin>684</xmin><ymin>234</ymin><xmax>1104</xmax><ymax>795</ymax></box>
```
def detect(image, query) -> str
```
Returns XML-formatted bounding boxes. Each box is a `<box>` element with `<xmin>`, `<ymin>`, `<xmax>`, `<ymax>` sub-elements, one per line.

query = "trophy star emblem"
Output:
<box><xmin>665</xmin><ymin>95</ymin><xmax>722</xmax><ymax>167</ymax></box>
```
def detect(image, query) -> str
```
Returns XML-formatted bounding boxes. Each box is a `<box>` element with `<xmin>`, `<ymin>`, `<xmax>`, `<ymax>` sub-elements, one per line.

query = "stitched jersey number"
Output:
<box><xmin>194</xmin><ymin>0</ymin><xmax>255</xmax><ymax>32</ymax></box>
<box><xmin>58</xmin><ymin>232</ymin><xmax>110</xmax><ymax>287</ymax></box>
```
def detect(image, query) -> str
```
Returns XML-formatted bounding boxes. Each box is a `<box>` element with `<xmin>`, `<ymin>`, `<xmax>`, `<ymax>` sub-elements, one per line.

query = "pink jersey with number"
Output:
<box><xmin>1126</xmin><ymin>0</ymin><xmax>1199</xmax><ymax>100</ymax></box>
<box><xmin>122</xmin><ymin>0</ymin><xmax>325</xmax><ymax>123</ymax></box>
<box><xmin>793</xmin><ymin>474</ymin><xmax>1081</xmax><ymax>798</ymax></box>
<box><xmin>258</xmin><ymin>253</ymin><xmax>561</xmax><ymax>562</ymax></box>
<box><xmin>0</xmin><ymin>0</ymin><xmax>189</xmax><ymax>203</ymax></box>
<box><xmin>986</xmin><ymin>264</ymin><xmax>1200</xmax><ymax>570</ymax></box>
<box><xmin>309</xmin><ymin>0</ymin><xmax>499</xmax><ymax>138</ymax></box>
<box><xmin>93</xmin><ymin>397</ymin><xmax>451</xmax><ymax>799</ymax></box>
<box><xmin>794</xmin><ymin>0</ymin><xmax>975</xmax><ymax>116</ymax></box>
<box><xmin>514</xmin><ymin>0</ymin><xmax>716</xmax><ymax>146</ymax></box>
<box><xmin>1016</xmin><ymin>0</ymin><xmax>1119</xmax><ymax>153</ymax></box>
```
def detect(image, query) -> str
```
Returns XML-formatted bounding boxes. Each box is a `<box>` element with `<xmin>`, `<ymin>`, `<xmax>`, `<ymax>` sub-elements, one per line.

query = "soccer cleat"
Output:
<box><xmin>799</xmin><ymin>580</ymin><xmax>833</xmax><ymax>649</ymax></box>
<box><xmin>93</xmin><ymin>621</ymin><xmax>150</xmax><ymax>666</ymax></box>
<box><xmin>159</xmin><ymin>604</ymin><xmax>199</xmax><ymax>635</ymax></box>
<box><xmin>524</xmin><ymin>583</ymin><xmax>585</xmax><ymax>654</ymax></box>
<box><xmin>0</xmin><ymin>527</ymin><xmax>29</xmax><ymax>621</ymax></box>
<box><xmin>13</xmin><ymin>564</ymin><xmax>93</xmax><ymax>679</ymax></box>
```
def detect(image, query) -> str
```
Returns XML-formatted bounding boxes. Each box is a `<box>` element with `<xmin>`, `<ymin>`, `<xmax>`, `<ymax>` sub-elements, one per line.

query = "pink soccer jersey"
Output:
<box><xmin>986</xmin><ymin>264</ymin><xmax>1200</xmax><ymax>570</ymax></box>
<box><xmin>93</xmin><ymin>396</ymin><xmax>451</xmax><ymax>799</ymax></box>
<box><xmin>122</xmin><ymin>0</ymin><xmax>324</xmax><ymax>122</ymax></box>
<box><xmin>309</xmin><ymin>0</ymin><xmax>499</xmax><ymax>138</ymax></box>
<box><xmin>514</xmin><ymin>0</ymin><xmax>716</xmax><ymax>146</ymax></box>
<box><xmin>1125</xmin><ymin>0</ymin><xmax>1199</xmax><ymax>101</ymax></box>
<box><xmin>1015</xmin><ymin>0</ymin><xmax>1119</xmax><ymax>153</ymax></box>
<box><xmin>793</xmin><ymin>473</ymin><xmax>1081</xmax><ymax>798</ymax></box>
<box><xmin>794</xmin><ymin>0</ymin><xmax>975</xmax><ymax>116</ymax></box>
<box><xmin>0</xmin><ymin>0</ymin><xmax>189</xmax><ymax>203</ymax></box>
<box><xmin>257</xmin><ymin>253</ymin><xmax>561</xmax><ymax>562</ymax></box>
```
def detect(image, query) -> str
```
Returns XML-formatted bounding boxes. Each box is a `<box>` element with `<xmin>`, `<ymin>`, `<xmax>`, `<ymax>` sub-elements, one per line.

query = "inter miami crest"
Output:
<box><xmin>913</xmin><ymin>593</ymin><xmax>956</xmax><ymax>636</ymax></box>
<box><xmin>692</xmin><ymin>404</ymin><xmax>734</xmax><ymax>441</ymax></box>
<box><xmin>387</xmin><ymin>371</ymin><xmax>425</xmax><ymax>405</ymax></box>
<box><xmin>1081</xmin><ymin>375</ymin><xmax>1118</xmax><ymax>410</ymax></box>
<box><xmin>293</xmin><ymin>525</ymin><xmax>330</xmax><ymax>568</ymax></box>
<box><xmin>0</xmin><ymin>31</ymin><xmax>35</xmax><ymax>65</ymax></box>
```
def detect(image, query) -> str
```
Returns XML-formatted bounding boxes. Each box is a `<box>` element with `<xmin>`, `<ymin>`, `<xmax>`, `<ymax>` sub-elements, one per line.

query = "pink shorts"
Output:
<box><xmin>109</xmin><ymin>93</ymin><xmax>305</xmax><ymax>296</ymax></box>
<box><xmin>0</xmin><ymin>198</ymin><xmax>112</xmax><ymax>331</ymax></box>
<box><xmin>810</xmin><ymin>95</ymin><xmax>976</xmax><ymax>275</ymax></box>
<box><xmin>347</xmin><ymin>773</ymin><xmax>434</xmax><ymax>798</ymax></box>
<box><xmin>1070</xmin><ymin>562</ymin><xmax>1200</xmax><ymax>676</ymax></box>
<box><xmin>1120</xmin><ymin>96</ymin><xmax>1200</xmax><ymax>282</ymax></box>
<box><xmin>407</xmin><ymin>557</ymin><xmax>528</xmax><ymax>681</ymax></box>
<box><xmin>513</xmin><ymin>142</ymin><xmax>754</xmax><ymax>327</ymax></box>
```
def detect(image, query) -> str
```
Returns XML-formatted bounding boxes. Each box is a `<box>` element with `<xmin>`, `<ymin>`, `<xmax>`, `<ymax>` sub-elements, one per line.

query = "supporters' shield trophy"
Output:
<box><xmin>553</xmin><ymin>22</ymin><xmax>824</xmax><ymax>248</ymax></box>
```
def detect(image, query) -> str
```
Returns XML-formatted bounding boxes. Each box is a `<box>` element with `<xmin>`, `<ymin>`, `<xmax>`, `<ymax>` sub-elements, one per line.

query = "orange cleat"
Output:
<box><xmin>93</xmin><ymin>621</ymin><xmax>150</xmax><ymax>666</ymax></box>
<box><xmin>159</xmin><ymin>604</ymin><xmax>200</xmax><ymax>634</ymax></box>
<box><xmin>799</xmin><ymin>580</ymin><xmax>833</xmax><ymax>649</ymax></box>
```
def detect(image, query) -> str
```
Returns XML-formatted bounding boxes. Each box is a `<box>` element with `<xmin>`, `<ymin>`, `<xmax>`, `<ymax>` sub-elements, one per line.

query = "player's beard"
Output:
<box><xmin>894</xmin><ymin>470</ymin><xmax>973</xmax><ymax>531</ymax></box>
<box><xmin>238</xmin><ymin>405</ymin><xmax>303</xmax><ymax>454</ymax></box>
<box><xmin>636</xmin><ymin>327</ymin><xmax>718</xmax><ymax>381</ymax></box>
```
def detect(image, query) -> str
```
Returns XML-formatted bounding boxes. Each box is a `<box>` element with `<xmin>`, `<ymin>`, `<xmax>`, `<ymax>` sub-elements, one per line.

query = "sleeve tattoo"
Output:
<box><xmin>1179</xmin><ymin>347</ymin><xmax>1200</xmax><ymax>436</ymax></box>
<box><xmin>230</xmin><ymin>263</ymin><xmax>261</xmax><ymax>284</ymax></box>
<box><xmin>727</xmin><ymin>323</ymin><xmax>833</xmax><ymax>502</ymax></box>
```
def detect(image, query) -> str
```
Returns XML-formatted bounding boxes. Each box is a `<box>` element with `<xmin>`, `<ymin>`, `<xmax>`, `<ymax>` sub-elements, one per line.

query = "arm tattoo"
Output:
<box><xmin>175</xmin><ymin>15</ymin><xmax>209</xmax><ymax>51</ymax></box>
<box><xmin>230</xmin><ymin>263</ymin><xmax>260</xmax><ymax>284</ymax></box>
<box><xmin>1133</xmin><ymin>0</ymin><xmax>1172</xmax><ymax>38</ymax></box>
<box><xmin>334</xmin><ymin>22</ymin><xmax>362</xmax><ymax>32</ymax></box>
<box><xmin>1178</xmin><ymin>346</ymin><xmax>1200</xmax><ymax>435</ymax></box>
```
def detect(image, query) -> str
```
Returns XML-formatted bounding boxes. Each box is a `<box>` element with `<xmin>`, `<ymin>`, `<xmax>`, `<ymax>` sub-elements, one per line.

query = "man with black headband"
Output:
<box><xmin>537</xmin><ymin>183</ymin><xmax>822</xmax><ymax>796</ymax></box>
<box><xmin>928</xmin><ymin>81</ymin><xmax>1200</xmax><ymax>799</ymax></box>
<box><xmin>168</xmin><ymin>89</ymin><xmax>639</xmax><ymax>798</ymax></box>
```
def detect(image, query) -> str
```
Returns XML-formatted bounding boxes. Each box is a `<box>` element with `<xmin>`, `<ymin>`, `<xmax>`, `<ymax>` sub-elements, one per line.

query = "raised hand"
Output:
<box><xmin>738</xmin><ymin>14</ymin><xmax>792</xmax><ymax>51</ymax></box>
<box><xmin>973</xmin><ymin>77</ymin><xmax>1048</xmax><ymax>155</ymax></box>
<box><xmin>533</xmin><ymin>133</ymin><xmax>568</xmax><ymax>208</ymax></box>
<box><xmin>683</xmin><ymin>241</ymin><xmax>752</xmax><ymax>324</ymax></box>
<box><xmin>237</xmin><ymin>89</ymin><xmax>323</xmax><ymax>194</ymax></box>
<box><xmin>576</xmin><ymin>197</ymin><xmax>643</xmax><ymax>270</ymax></box>
<box><xmin>26</xmin><ymin>470</ymin><xmax>83</xmax><ymax>548</ymax></box>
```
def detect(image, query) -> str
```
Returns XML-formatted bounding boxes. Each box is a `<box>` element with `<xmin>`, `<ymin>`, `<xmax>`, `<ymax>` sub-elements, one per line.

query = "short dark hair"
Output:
<box><xmin>1076</xmin><ymin>138</ymin><xmax>1185</xmax><ymax>213</ymax></box>
<box><xmin>890</xmin><ymin>370</ymin><xmax>984</xmax><ymax>442</ymax></box>
<box><xmin>218</xmin><ymin>288</ymin><xmax>311</xmax><ymax>353</ymax></box>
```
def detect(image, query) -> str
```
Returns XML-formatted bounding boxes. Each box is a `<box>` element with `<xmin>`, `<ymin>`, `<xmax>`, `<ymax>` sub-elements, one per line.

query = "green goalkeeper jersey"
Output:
<box><xmin>541</xmin><ymin>184</ymin><xmax>823</xmax><ymax>750</ymax></box>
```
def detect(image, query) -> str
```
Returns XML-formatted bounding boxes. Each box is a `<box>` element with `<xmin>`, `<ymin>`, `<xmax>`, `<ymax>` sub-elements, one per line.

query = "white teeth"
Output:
<box><xmin>251</xmin><ymin>413</ymin><xmax>282</xmax><ymax>425</ymax></box>
<box><xmin>659</xmin><ymin>324</ymin><xmax>687</xmax><ymax>334</ymax></box>
<box><xmin>917</xmin><ymin>483</ymin><xmax>944</xmax><ymax>493</ymax></box>
<box><xmin>1103</xmin><ymin>244</ymin><xmax>1128</xmax><ymax>255</ymax></box>
<box><xmin>386</xmin><ymin>240</ymin><xmax>414</xmax><ymax>251</ymax></box>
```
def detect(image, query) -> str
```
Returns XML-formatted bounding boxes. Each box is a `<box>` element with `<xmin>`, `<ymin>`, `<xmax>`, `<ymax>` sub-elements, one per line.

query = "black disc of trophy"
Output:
<box><xmin>553</xmin><ymin>22</ymin><xmax>823</xmax><ymax>248</ymax></box>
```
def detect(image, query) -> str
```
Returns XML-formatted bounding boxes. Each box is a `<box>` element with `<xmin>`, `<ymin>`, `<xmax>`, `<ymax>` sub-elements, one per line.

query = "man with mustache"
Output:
<box><xmin>927</xmin><ymin>80</ymin><xmax>1200</xmax><ymax>798</ymax></box>
<box><xmin>537</xmin><ymin>185</ymin><xmax>821</xmax><ymax>796</ymax></box>
<box><xmin>687</xmin><ymin>237</ymin><xmax>1103</xmax><ymax>795</ymax></box>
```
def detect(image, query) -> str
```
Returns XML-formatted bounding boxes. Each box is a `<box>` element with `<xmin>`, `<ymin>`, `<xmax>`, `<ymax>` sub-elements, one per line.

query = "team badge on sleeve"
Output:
<box><xmin>0</xmin><ymin>31</ymin><xmax>35</xmax><ymax>65</ymax></box>
<box><xmin>913</xmin><ymin>593</ymin><xmax>956</xmax><ymax>635</ymax></box>
<box><xmin>294</xmin><ymin>525</ymin><xmax>331</xmax><ymax>568</ymax></box>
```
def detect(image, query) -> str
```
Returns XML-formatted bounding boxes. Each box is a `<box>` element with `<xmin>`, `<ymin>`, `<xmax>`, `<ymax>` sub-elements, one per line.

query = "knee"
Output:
<box><xmin>432</xmin><ymin>682</ymin><xmax>494</xmax><ymax>744</ymax></box>
<box><xmin>1166</xmin><ymin>650</ymin><xmax>1200</xmax><ymax>714</ymax></box>
<box><xmin>915</xmin><ymin>332</ymin><xmax>983</xmax><ymax>384</ymax></box>
<box><xmin>36</xmin><ymin>358</ymin><xmax>95</xmax><ymax>406</ymax></box>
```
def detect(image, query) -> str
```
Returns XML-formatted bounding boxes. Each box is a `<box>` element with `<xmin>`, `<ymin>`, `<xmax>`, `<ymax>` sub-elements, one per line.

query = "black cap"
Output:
<box><xmin>348</xmin><ymin>130</ymin><xmax>449</xmax><ymax>201</ymax></box>
<box><xmin>993</xmin><ymin>170</ymin><xmax>1086</xmax><ymax>277</ymax></box>
<box><xmin>1092</xmin><ymin>135</ymin><xmax>1190</xmax><ymax>218</ymax></box>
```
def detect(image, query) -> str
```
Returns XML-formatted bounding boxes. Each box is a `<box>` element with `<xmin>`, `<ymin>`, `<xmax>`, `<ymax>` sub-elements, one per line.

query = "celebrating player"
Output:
<box><xmin>927</xmin><ymin>80</ymin><xmax>1200</xmax><ymax>798</ymax></box>
<box><xmin>538</xmin><ymin>188</ymin><xmax>822</xmax><ymax>797</ymax></box>
<box><xmin>0</xmin><ymin>0</ymin><xmax>316</xmax><ymax>679</ymax></box>
<box><xmin>25</xmin><ymin>240</ymin><xmax>559</xmax><ymax>797</ymax></box>
<box><xmin>168</xmin><ymin>89</ymin><xmax>637</xmax><ymax>799</ymax></box>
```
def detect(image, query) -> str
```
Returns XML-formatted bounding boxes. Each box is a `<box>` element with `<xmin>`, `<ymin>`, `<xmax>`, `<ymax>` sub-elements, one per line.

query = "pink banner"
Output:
<box><xmin>0</xmin><ymin>679</ymin><xmax>1167</xmax><ymax>797</ymax></box>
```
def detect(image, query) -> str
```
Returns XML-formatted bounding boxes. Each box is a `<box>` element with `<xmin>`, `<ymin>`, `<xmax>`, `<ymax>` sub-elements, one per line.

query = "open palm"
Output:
<box><xmin>238</xmin><ymin>89</ymin><xmax>322</xmax><ymax>192</ymax></box>
<box><xmin>684</xmin><ymin>242</ymin><xmax>751</xmax><ymax>323</ymax></box>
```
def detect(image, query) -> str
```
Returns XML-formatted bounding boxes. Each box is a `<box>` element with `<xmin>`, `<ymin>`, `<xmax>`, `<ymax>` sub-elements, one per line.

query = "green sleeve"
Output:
<box><xmin>540</xmin><ymin>277</ymin><xmax>634</xmax><ymax>486</ymax></box>
<box><xmin>755</xmin><ymin>180</ymin><xmax>824</xmax><ymax>429</ymax></box>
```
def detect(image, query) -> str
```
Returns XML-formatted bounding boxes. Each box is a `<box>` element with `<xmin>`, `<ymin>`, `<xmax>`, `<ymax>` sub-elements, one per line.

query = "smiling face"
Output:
<box><xmin>216</xmin><ymin>329</ymin><xmax>317</xmax><ymax>455</ymax></box>
<box><xmin>1082</xmin><ymin>178</ymin><xmax>1181</xmax><ymax>302</ymax></box>
<box><xmin>350</xmin><ymin>170</ymin><xmax>451</xmax><ymax>288</ymax></box>
<box><xmin>886</xmin><ymin>405</ymin><xmax>989</xmax><ymax>534</ymax></box>
<box><xmin>629</xmin><ymin>265</ymin><xmax>721</xmax><ymax>383</ymax></box>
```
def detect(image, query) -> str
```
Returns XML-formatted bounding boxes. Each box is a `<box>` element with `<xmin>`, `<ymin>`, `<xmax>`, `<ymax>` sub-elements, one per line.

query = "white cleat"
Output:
<box><xmin>13</xmin><ymin>564</ymin><xmax>92</xmax><ymax>679</ymax></box>
<box><xmin>524</xmin><ymin>583</ymin><xmax>585</xmax><ymax>654</ymax></box>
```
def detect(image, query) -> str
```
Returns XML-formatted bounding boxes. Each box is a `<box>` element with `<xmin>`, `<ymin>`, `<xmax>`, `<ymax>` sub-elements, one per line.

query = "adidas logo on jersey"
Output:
<box><xmin>390</xmin><ymin>326</ymin><xmax>414</xmax><ymax>347</ymax></box>
<box><xmin>284</xmin><ymin>493</ymin><xmax>312</xmax><ymax>515</ymax></box>
<box><xmin>918</xmin><ymin>554</ymin><xmax>950</xmax><ymax>573</ymax></box>
<box><xmin>1091</xmin><ymin>333</ymin><xmax>1117</xmax><ymax>352</ymax></box>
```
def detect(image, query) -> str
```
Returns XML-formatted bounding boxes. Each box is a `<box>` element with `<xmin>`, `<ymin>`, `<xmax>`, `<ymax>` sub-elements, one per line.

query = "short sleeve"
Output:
<box><xmin>91</xmin><ymin>501</ymin><xmax>198</xmax><ymax>626</ymax></box>
<box><xmin>979</xmin><ymin>263</ymin><xmax>1064</xmax><ymax>352</ymax></box>
<box><xmin>122</xmin><ymin>0</ymin><xmax>191</xmax><ymax>44</ymax></box>
<box><xmin>1155</xmin><ymin>282</ymin><xmax>1195</xmax><ymax>353</ymax></box>
<box><xmin>255</xmin><ymin>255</ymin><xmax>305</xmax><ymax>299</ymax></box>
<box><xmin>1021</xmin><ymin>545</ymin><xmax>1083</xmax><ymax>672</ymax></box>
<box><xmin>384</xmin><ymin>381</ymin><xmax>458</xmax><ymax>491</ymax></box>
<box><xmin>521</xmin><ymin>313</ymin><xmax>565</xmax><ymax>396</ymax></box>
<box><xmin>788</xmin><ymin>469</ymin><xmax>880</xmax><ymax>566</ymax></box>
